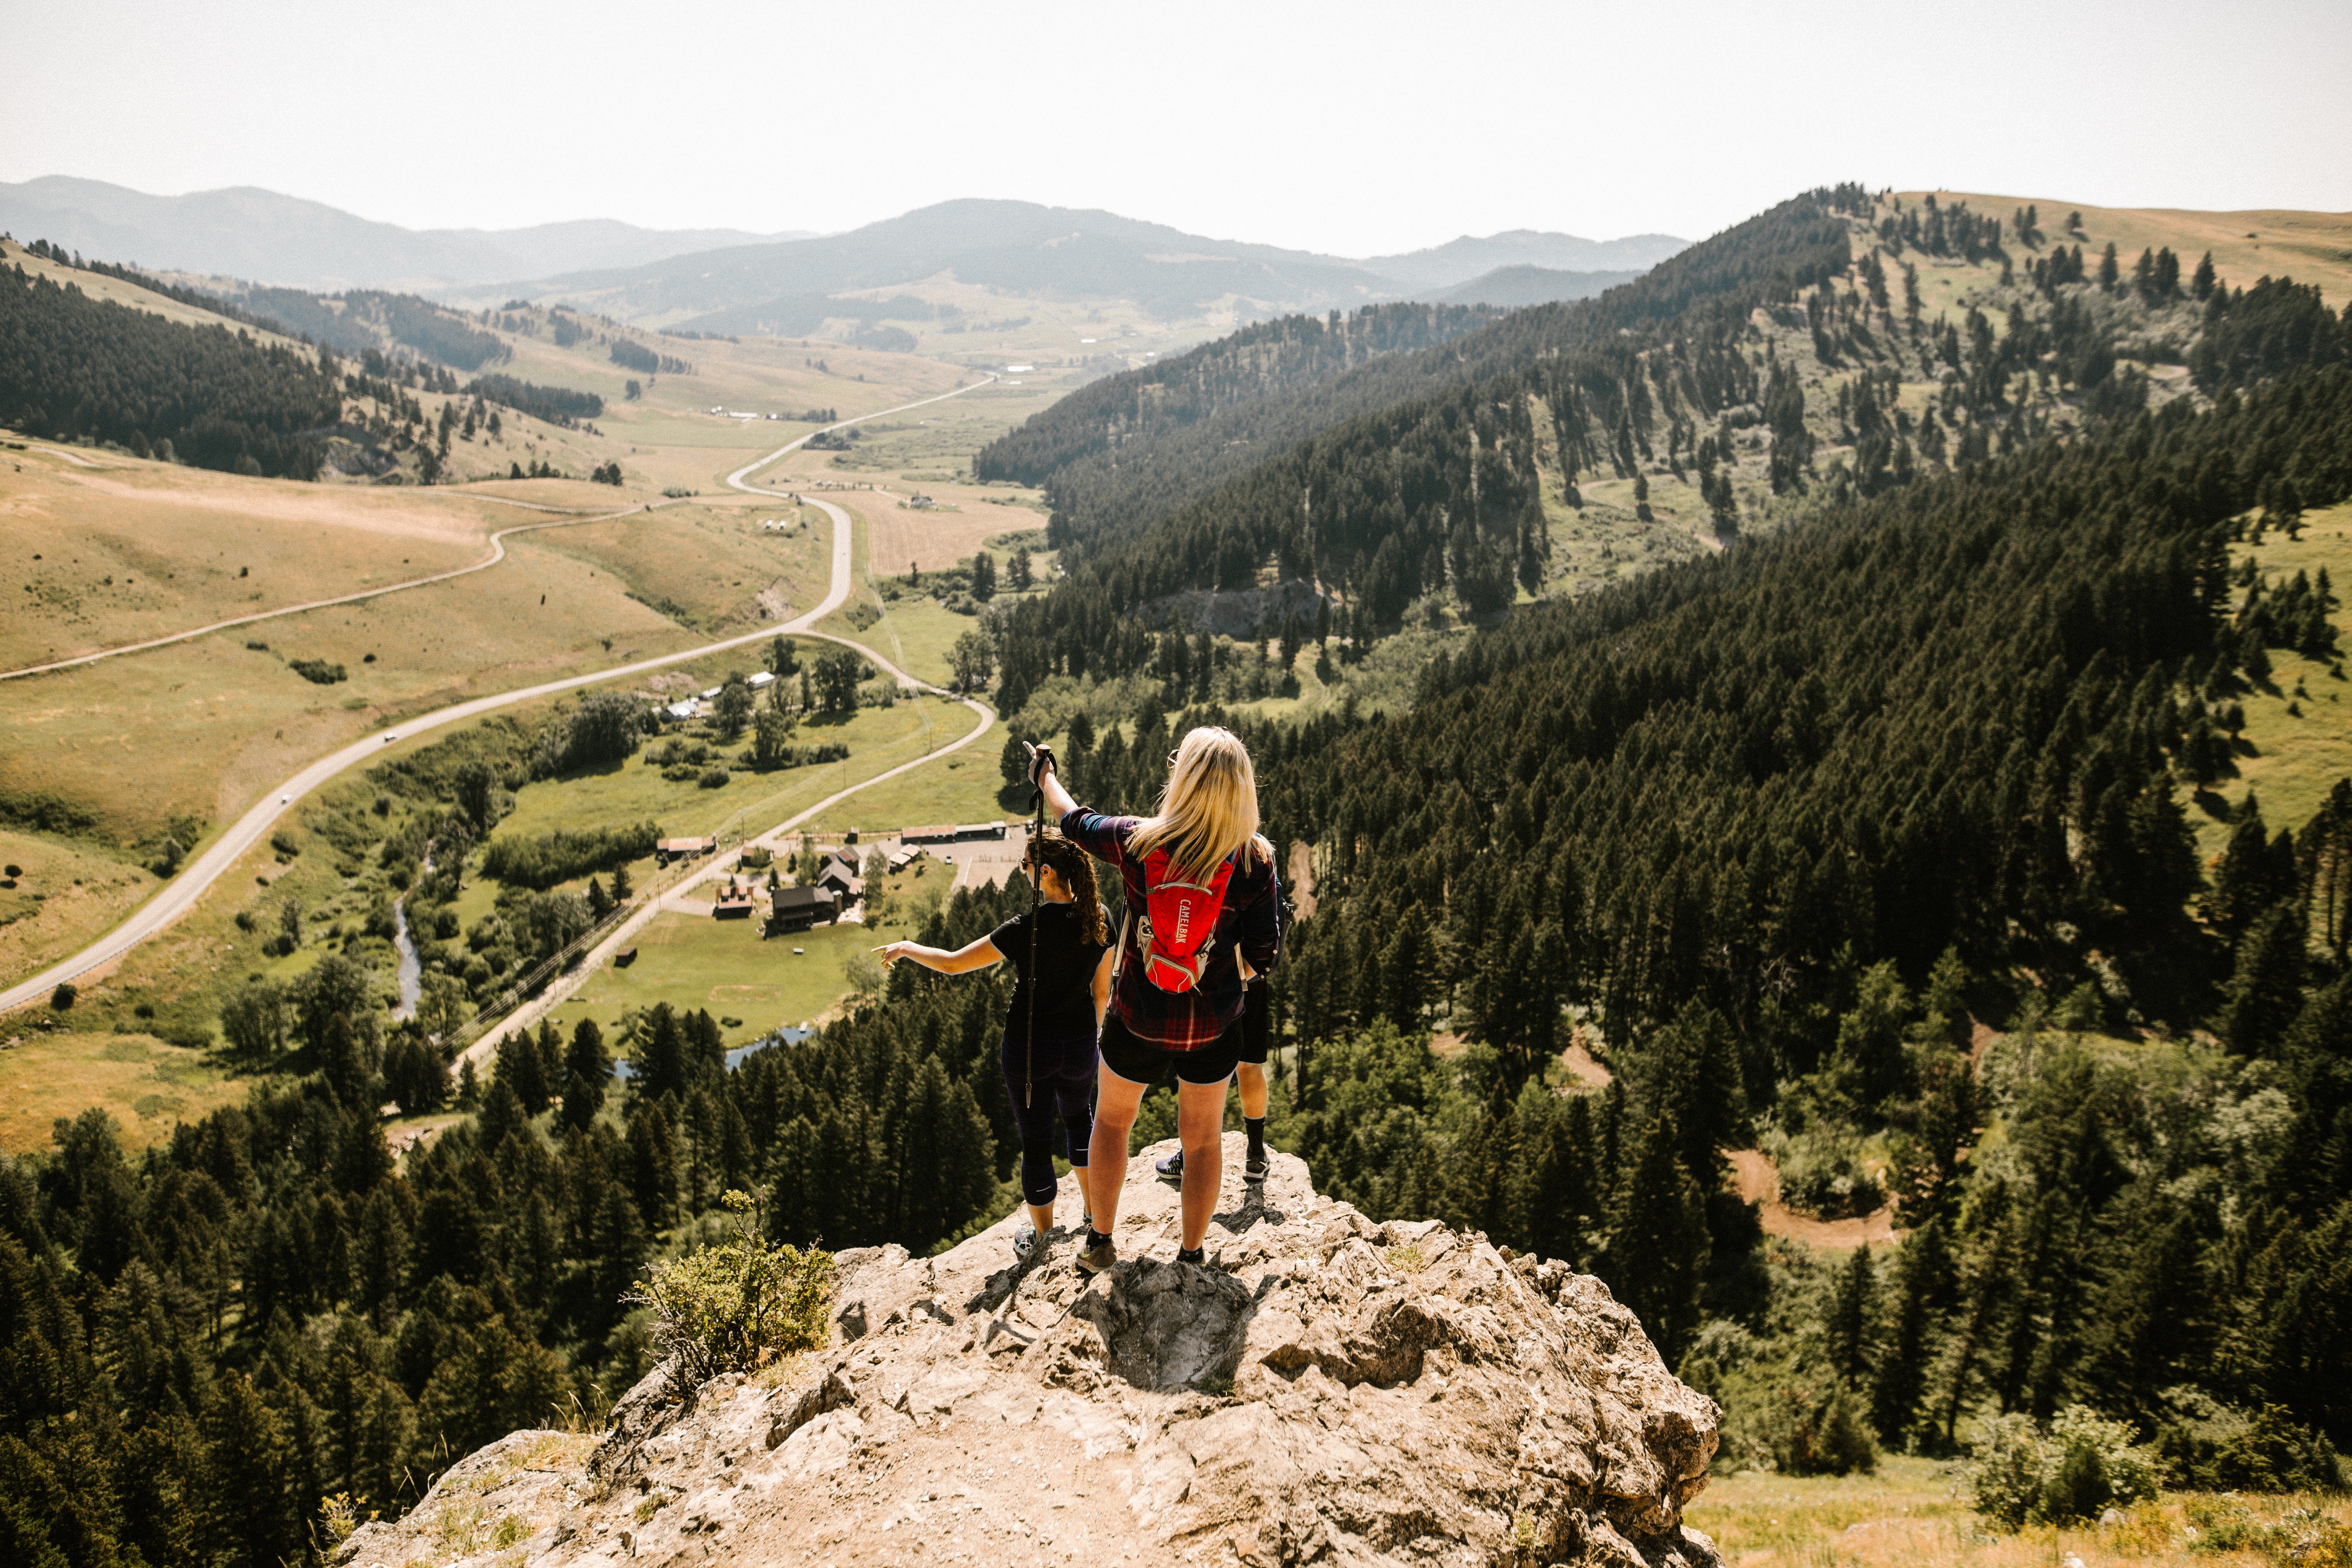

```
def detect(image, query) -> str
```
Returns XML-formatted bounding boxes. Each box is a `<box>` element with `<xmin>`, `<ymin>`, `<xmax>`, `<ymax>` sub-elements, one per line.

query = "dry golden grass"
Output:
<box><xmin>0</xmin><ymin>831</ymin><xmax>158</xmax><ymax>988</ymax></box>
<box><xmin>856</xmin><ymin>487</ymin><xmax>1046</xmax><ymax>575</ymax></box>
<box><xmin>1691</xmin><ymin>1459</ymin><xmax>2352</xmax><ymax>1568</ymax></box>
<box><xmin>1898</xmin><ymin>194</ymin><xmax>2352</xmax><ymax>309</ymax></box>
<box><xmin>0</xmin><ymin>535</ymin><xmax>697</xmax><ymax>840</ymax></box>
<box><xmin>0</xmin><ymin>445</ymin><xmax>503</xmax><ymax>668</ymax></box>
<box><xmin>0</xmin><ymin>1028</ymin><xmax>243</xmax><ymax>1154</ymax></box>
<box><xmin>529</xmin><ymin>499</ymin><xmax>830</xmax><ymax>632</ymax></box>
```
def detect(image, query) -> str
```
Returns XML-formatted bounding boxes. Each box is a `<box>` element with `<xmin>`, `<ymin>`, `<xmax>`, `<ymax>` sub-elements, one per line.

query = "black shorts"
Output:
<box><xmin>1237</xmin><ymin>978</ymin><xmax>1270</xmax><ymax>1066</ymax></box>
<box><xmin>1098</xmin><ymin>1013</ymin><xmax>1242</xmax><ymax>1088</ymax></box>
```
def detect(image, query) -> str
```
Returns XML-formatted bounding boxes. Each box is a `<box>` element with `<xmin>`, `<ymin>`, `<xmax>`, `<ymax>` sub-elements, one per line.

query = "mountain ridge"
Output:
<box><xmin>0</xmin><ymin>175</ymin><xmax>808</xmax><ymax>292</ymax></box>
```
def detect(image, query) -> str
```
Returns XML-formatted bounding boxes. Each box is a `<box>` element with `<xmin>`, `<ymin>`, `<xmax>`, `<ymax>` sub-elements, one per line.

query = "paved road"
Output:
<box><xmin>0</xmin><ymin>375</ymin><xmax>998</xmax><ymax>1015</ymax></box>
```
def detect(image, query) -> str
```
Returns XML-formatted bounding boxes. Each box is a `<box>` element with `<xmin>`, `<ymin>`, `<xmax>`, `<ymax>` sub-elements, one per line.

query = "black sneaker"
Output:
<box><xmin>1243</xmin><ymin>1154</ymin><xmax>1268</xmax><ymax>1187</ymax></box>
<box><xmin>1154</xmin><ymin>1150</ymin><xmax>1184</xmax><ymax>1182</ymax></box>
<box><xmin>1075</xmin><ymin>1229</ymin><xmax>1116</xmax><ymax>1276</ymax></box>
<box><xmin>1176</xmin><ymin>1245</ymin><xmax>1205</xmax><ymax>1267</ymax></box>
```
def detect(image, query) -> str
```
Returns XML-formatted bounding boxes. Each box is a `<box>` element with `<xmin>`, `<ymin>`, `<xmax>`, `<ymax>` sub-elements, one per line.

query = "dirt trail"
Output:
<box><xmin>1729</xmin><ymin>1148</ymin><xmax>1898</xmax><ymax>1250</ymax></box>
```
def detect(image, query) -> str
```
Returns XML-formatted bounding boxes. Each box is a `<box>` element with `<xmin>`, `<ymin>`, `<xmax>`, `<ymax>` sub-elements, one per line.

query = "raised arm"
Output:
<box><xmin>872</xmin><ymin>935</ymin><xmax>1003</xmax><ymax>975</ymax></box>
<box><xmin>1026</xmin><ymin>742</ymin><xmax>1077</xmax><ymax>820</ymax></box>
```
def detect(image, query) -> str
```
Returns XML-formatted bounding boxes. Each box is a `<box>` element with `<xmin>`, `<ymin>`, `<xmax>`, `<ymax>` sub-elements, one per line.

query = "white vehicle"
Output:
<box><xmin>279</xmin><ymin>795</ymin><xmax>290</xmax><ymax>805</ymax></box>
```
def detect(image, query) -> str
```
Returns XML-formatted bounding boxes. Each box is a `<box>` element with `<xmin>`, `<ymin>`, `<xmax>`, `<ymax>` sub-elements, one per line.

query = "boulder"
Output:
<box><xmin>339</xmin><ymin>1137</ymin><xmax>1720</xmax><ymax>1567</ymax></box>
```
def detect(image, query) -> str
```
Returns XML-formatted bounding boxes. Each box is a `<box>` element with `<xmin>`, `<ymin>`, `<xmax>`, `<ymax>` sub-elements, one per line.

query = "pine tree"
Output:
<box><xmin>2097</xmin><ymin>243</ymin><xmax>2120</xmax><ymax>293</ymax></box>
<box><xmin>628</xmin><ymin>1103</ymin><xmax>679</xmax><ymax>1230</ymax></box>
<box><xmin>1871</xmin><ymin>1221</ymin><xmax>1952</xmax><ymax>1445</ymax></box>
<box><xmin>1600</xmin><ymin>1116</ymin><xmax>1710</xmax><ymax>1361</ymax></box>
<box><xmin>2217</xmin><ymin>900</ymin><xmax>2311</xmax><ymax>1056</ymax></box>
<box><xmin>2192</xmin><ymin>250</ymin><xmax>2218</xmax><ymax>301</ymax></box>
<box><xmin>1826</xmin><ymin>1243</ymin><xmax>1878</xmax><ymax>1381</ymax></box>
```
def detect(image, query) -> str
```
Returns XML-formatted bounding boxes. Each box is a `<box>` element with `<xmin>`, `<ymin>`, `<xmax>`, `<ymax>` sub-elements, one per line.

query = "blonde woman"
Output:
<box><xmin>1029</xmin><ymin>726</ymin><xmax>1282</xmax><ymax>1275</ymax></box>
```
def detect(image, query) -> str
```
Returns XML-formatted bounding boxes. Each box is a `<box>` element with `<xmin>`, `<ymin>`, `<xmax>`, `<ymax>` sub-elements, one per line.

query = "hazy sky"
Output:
<box><xmin>7</xmin><ymin>0</ymin><xmax>2347</xmax><ymax>255</ymax></box>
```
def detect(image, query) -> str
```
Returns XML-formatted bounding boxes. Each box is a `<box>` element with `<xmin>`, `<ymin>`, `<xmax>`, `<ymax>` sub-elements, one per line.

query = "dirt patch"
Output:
<box><xmin>1730</xmin><ymin>1147</ymin><xmax>1898</xmax><ymax>1250</ymax></box>
<box><xmin>1287</xmin><ymin>840</ymin><xmax>1316</xmax><ymax>919</ymax></box>
<box><xmin>1560</xmin><ymin>1040</ymin><xmax>1612</xmax><ymax>1090</ymax></box>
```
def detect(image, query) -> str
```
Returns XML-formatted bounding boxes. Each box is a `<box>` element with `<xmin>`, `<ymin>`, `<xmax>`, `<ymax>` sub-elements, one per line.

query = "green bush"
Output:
<box><xmin>479</xmin><ymin>822</ymin><xmax>659</xmax><ymax>889</ymax></box>
<box><xmin>628</xmin><ymin>1192</ymin><xmax>835</xmax><ymax>1398</ymax></box>
<box><xmin>1771</xmin><ymin>1383</ymin><xmax>1878</xmax><ymax>1476</ymax></box>
<box><xmin>2157</xmin><ymin>1393</ymin><xmax>2345</xmax><ymax>1494</ymax></box>
<box><xmin>1969</xmin><ymin>1405</ymin><xmax>2160</xmax><ymax>1528</ymax></box>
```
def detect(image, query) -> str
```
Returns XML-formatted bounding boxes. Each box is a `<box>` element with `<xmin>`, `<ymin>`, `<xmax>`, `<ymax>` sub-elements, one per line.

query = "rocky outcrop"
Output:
<box><xmin>337</xmin><ymin>1138</ymin><xmax>1719</xmax><ymax>1568</ymax></box>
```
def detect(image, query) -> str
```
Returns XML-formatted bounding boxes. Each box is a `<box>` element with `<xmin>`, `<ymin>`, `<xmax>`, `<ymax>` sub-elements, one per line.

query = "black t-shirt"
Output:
<box><xmin>989</xmin><ymin>900</ymin><xmax>1110</xmax><ymax>1036</ymax></box>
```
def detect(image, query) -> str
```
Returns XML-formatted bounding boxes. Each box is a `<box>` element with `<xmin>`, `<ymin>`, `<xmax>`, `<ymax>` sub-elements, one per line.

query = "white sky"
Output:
<box><xmin>6</xmin><ymin>0</ymin><xmax>2347</xmax><ymax>256</ymax></box>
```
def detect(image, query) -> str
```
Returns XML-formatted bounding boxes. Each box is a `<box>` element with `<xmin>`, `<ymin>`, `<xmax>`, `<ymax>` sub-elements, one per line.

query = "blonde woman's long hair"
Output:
<box><xmin>1127</xmin><ymin>726</ymin><xmax>1272</xmax><ymax>881</ymax></box>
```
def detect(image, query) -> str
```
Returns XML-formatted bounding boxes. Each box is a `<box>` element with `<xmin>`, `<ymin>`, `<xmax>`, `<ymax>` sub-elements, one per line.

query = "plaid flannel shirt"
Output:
<box><xmin>1060</xmin><ymin>806</ymin><xmax>1282</xmax><ymax>1051</ymax></box>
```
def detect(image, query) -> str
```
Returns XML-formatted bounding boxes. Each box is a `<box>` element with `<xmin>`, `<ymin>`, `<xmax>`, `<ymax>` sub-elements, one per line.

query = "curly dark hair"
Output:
<box><xmin>1025</xmin><ymin>826</ymin><xmax>1109</xmax><ymax>944</ymax></box>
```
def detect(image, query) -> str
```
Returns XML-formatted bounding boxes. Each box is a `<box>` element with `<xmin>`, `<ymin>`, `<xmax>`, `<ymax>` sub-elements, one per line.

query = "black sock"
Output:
<box><xmin>1245</xmin><ymin>1116</ymin><xmax>1265</xmax><ymax>1160</ymax></box>
<box><xmin>1088</xmin><ymin>1227</ymin><xmax>1112</xmax><ymax>1247</ymax></box>
<box><xmin>1177</xmin><ymin>1245</ymin><xmax>1205</xmax><ymax>1265</ymax></box>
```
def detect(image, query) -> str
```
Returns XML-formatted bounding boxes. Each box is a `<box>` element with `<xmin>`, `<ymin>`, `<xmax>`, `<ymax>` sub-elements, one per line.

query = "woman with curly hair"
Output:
<box><xmin>872</xmin><ymin>828</ymin><xmax>1113</xmax><ymax>1258</ymax></box>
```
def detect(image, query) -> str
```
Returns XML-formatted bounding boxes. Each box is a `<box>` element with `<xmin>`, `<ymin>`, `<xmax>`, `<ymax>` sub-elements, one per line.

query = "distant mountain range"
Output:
<box><xmin>1430</xmin><ymin>265</ymin><xmax>1645</xmax><ymax>309</ymax></box>
<box><xmin>0</xmin><ymin>176</ymin><xmax>807</xmax><ymax>292</ymax></box>
<box><xmin>494</xmin><ymin>200</ymin><xmax>1691</xmax><ymax>327</ymax></box>
<box><xmin>0</xmin><ymin>178</ymin><xmax>1690</xmax><ymax>324</ymax></box>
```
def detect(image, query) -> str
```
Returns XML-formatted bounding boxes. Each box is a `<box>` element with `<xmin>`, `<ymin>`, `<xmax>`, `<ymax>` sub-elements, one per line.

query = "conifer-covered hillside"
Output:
<box><xmin>0</xmin><ymin>261</ymin><xmax>343</xmax><ymax>478</ymax></box>
<box><xmin>1222</xmin><ymin>366</ymin><xmax>2352</xmax><ymax>1464</ymax></box>
<box><xmin>974</xmin><ymin>189</ymin><xmax>1859</xmax><ymax>575</ymax></box>
<box><xmin>978</xmin><ymin>187</ymin><xmax>2352</xmax><ymax>720</ymax></box>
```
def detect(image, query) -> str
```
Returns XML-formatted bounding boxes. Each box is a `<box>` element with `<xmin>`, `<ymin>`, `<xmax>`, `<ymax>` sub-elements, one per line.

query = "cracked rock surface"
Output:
<box><xmin>337</xmin><ymin>1138</ymin><xmax>1720</xmax><ymax>1568</ymax></box>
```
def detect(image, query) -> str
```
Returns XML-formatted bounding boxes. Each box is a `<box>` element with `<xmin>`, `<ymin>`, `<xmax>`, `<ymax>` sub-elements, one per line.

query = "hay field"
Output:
<box><xmin>0</xmin><ymin>443</ymin><xmax>508</xmax><ymax>668</ymax></box>
<box><xmin>0</xmin><ymin>1029</ymin><xmax>243</xmax><ymax>1155</ymax></box>
<box><xmin>530</xmin><ymin>499</ymin><xmax>829</xmax><ymax>632</ymax></box>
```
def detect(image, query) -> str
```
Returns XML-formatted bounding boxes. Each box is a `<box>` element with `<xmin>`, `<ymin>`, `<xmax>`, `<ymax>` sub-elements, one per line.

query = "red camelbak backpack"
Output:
<box><xmin>1133</xmin><ymin>847</ymin><xmax>1234</xmax><ymax>993</ymax></box>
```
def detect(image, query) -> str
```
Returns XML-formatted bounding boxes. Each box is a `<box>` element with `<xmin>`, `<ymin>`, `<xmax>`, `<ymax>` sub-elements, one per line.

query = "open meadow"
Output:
<box><xmin>0</xmin><ymin>1028</ymin><xmax>243</xmax><ymax>1155</ymax></box>
<box><xmin>2188</xmin><ymin>499</ymin><xmax>2352</xmax><ymax>859</ymax></box>
<box><xmin>538</xmin><ymin>914</ymin><xmax>877</xmax><ymax>1053</ymax></box>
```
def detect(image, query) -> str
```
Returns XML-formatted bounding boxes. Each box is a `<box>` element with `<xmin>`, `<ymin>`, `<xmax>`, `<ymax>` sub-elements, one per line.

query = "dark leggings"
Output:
<box><xmin>1000</xmin><ymin>1026</ymin><xmax>1097</xmax><ymax>1208</ymax></box>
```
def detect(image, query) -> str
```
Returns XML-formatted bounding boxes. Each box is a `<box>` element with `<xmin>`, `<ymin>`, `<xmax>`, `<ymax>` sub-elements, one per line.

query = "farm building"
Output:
<box><xmin>656</xmin><ymin>836</ymin><xmax>718</xmax><ymax>865</ymax></box>
<box><xmin>748</xmin><ymin>671</ymin><xmax>776</xmax><ymax>689</ymax></box>
<box><xmin>815</xmin><ymin>851</ymin><xmax>863</xmax><ymax>902</ymax></box>
<box><xmin>900</xmin><ymin>824</ymin><xmax>957</xmax><ymax>846</ymax></box>
<box><xmin>713</xmin><ymin>882</ymin><xmax>756</xmax><ymax>919</ymax></box>
<box><xmin>767</xmin><ymin>884</ymin><xmax>837</xmax><ymax>934</ymax></box>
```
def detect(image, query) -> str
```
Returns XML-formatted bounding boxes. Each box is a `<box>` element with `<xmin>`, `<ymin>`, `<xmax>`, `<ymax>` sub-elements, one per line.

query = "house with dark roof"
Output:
<box><xmin>766</xmin><ymin>884</ymin><xmax>837</xmax><ymax>934</ymax></box>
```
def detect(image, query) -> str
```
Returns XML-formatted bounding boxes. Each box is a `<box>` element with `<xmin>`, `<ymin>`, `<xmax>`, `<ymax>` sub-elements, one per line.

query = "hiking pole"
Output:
<box><xmin>1025</xmin><ymin>744</ymin><xmax>1056</xmax><ymax>1111</ymax></box>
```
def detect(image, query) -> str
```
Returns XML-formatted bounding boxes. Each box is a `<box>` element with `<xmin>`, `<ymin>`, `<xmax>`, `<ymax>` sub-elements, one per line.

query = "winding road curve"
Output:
<box><xmin>0</xmin><ymin>375</ymin><xmax>1000</xmax><ymax>1015</ymax></box>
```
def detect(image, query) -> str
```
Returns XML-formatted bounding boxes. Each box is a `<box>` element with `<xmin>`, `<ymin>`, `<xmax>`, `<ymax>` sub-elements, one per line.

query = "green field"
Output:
<box><xmin>540</xmin><ymin>912</ymin><xmax>877</xmax><ymax>1049</ymax></box>
<box><xmin>0</xmin><ymin>829</ymin><xmax>160</xmax><ymax>990</ymax></box>
<box><xmin>2189</xmin><ymin>500</ymin><xmax>2352</xmax><ymax>860</ymax></box>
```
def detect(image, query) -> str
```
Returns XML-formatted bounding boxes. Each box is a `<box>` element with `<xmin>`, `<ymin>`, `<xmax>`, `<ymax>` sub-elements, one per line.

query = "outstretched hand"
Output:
<box><xmin>871</xmin><ymin>941</ymin><xmax>918</xmax><ymax>969</ymax></box>
<box><xmin>1024</xmin><ymin>741</ymin><xmax>1054</xmax><ymax>786</ymax></box>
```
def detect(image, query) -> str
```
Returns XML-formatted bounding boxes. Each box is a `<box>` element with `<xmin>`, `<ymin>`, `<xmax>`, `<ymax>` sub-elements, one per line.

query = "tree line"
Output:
<box><xmin>0</xmin><ymin>263</ymin><xmax>342</xmax><ymax>478</ymax></box>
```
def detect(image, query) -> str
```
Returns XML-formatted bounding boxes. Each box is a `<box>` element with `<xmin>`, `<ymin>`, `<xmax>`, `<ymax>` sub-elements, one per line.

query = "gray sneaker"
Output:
<box><xmin>1244</xmin><ymin>1154</ymin><xmax>1268</xmax><ymax>1187</ymax></box>
<box><xmin>1012</xmin><ymin>1225</ymin><xmax>1043</xmax><ymax>1262</ymax></box>
<box><xmin>1075</xmin><ymin>1229</ymin><xmax>1116</xmax><ymax>1276</ymax></box>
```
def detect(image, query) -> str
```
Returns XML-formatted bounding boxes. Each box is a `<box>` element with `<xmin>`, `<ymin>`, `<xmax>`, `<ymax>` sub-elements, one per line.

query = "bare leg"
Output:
<box><xmin>1236</xmin><ymin>1062</ymin><xmax>1268</xmax><ymax>1121</ymax></box>
<box><xmin>1088</xmin><ymin>1068</ymin><xmax>1146</xmax><ymax>1237</ymax></box>
<box><xmin>1174</xmin><ymin>1076</ymin><xmax>1230</xmax><ymax>1251</ymax></box>
<box><xmin>1026</xmin><ymin>1201</ymin><xmax>1056</xmax><ymax>1237</ymax></box>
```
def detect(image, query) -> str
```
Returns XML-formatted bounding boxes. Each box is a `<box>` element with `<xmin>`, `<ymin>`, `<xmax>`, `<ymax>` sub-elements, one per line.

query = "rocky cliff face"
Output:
<box><xmin>337</xmin><ymin>1138</ymin><xmax>1721</xmax><ymax>1568</ymax></box>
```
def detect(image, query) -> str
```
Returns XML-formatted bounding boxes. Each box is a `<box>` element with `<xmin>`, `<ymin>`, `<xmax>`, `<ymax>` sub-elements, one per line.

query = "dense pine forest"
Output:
<box><xmin>9</xmin><ymin>183</ymin><xmax>2352</xmax><ymax>1565</ymax></box>
<box><xmin>975</xmin><ymin>191</ymin><xmax>1857</xmax><ymax>581</ymax></box>
<box><xmin>0</xmin><ymin>263</ymin><xmax>343</xmax><ymax>477</ymax></box>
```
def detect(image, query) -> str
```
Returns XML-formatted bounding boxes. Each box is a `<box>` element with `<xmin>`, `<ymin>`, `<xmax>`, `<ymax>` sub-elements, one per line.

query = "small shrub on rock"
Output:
<box><xmin>628</xmin><ymin>1191</ymin><xmax>834</xmax><ymax>1398</ymax></box>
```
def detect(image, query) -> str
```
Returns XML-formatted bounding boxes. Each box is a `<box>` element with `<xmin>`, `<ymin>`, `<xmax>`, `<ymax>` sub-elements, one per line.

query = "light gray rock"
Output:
<box><xmin>341</xmin><ymin>1138</ymin><xmax>1720</xmax><ymax>1567</ymax></box>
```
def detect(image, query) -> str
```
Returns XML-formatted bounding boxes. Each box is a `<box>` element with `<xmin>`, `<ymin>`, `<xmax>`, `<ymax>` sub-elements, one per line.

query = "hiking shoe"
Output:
<box><xmin>1176</xmin><ymin>1245</ymin><xmax>1206</xmax><ymax>1267</ymax></box>
<box><xmin>1012</xmin><ymin>1225</ymin><xmax>1043</xmax><ymax>1262</ymax></box>
<box><xmin>1075</xmin><ymin>1230</ymin><xmax>1116</xmax><ymax>1276</ymax></box>
<box><xmin>1155</xmin><ymin>1149</ymin><xmax>1184</xmax><ymax>1182</ymax></box>
<box><xmin>1243</xmin><ymin>1154</ymin><xmax>1268</xmax><ymax>1187</ymax></box>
